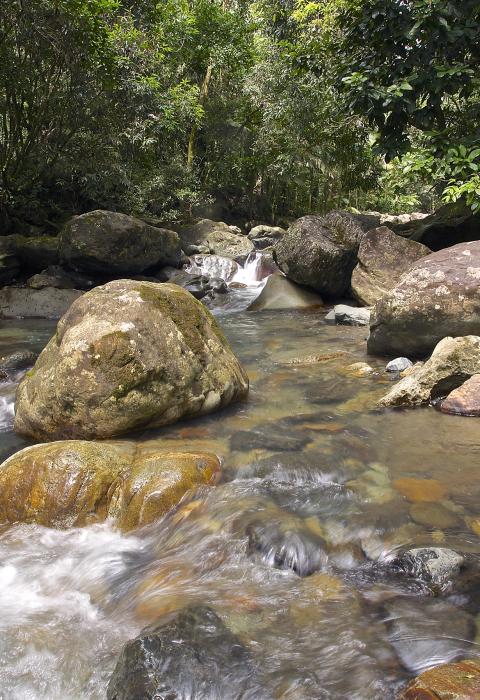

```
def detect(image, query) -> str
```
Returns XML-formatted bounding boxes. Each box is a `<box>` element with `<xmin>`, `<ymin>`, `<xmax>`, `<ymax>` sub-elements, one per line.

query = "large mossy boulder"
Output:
<box><xmin>351</xmin><ymin>226</ymin><xmax>430</xmax><ymax>306</ymax></box>
<box><xmin>60</xmin><ymin>210</ymin><xmax>182</xmax><ymax>274</ymax></box>
<box><xmin>377</xmin><ymin>336</ymin><xmax>480</xmax><ymax>408</ymax></box>
<box><xmin>368</xmin><ymin>241</ymin><xmax>480</xmax><ymax>357</ymax></box>
<box><xmin>0</xmin><ymin>441</ymin><xmax>221</xmax><ymax>530</ymax></box>
<box><xmin>107</xmin><ymin>606</ymin><xmax>267</xmax><ymax>700</ymax></box>
<box><xmin>274</xmin><ymin>211</ymin><xmax>373</xmax><ymax>297</ymax></box>
<box><xmin>14</xmin><ymin>280</ymin><xmax>249</xmax><ymax>440</ymax></box>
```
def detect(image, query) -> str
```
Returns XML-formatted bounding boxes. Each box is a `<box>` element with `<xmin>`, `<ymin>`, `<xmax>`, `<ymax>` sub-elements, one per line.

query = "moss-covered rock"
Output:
<box><xmin>0</xmin><ymin>441</ymin><xmax>221</xmax><ymax>530</ymax></box>
<box><xmin>15</xmin><ymin>279</ymin><xmax>249</xmax><ymax>440</ymax></box>
<box><xmin>60</xmin><ymin>210</ymin><xmax>181</xmax><ymax>274</ymax></box>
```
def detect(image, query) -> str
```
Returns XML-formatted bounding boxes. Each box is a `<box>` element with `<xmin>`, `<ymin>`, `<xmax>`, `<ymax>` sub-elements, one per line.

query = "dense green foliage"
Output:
<box><xmin>0</xmin><ymin>0</ymin><xmax>478</xmax><ymax>229</ymax></box>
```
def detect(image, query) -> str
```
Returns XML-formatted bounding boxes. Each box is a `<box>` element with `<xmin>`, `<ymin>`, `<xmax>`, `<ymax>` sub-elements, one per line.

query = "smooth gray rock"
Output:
<box><xmin>386</xmin><ymin>357</ymin><xmax>413</xmax><ymax>373</ymax></box>
<box><xmin>248</xmin><ymin>273</ymin><xmax>323</xmax><ymax>311</ymax></box>
<box><xmin>334</xmin><ymin>305</ymin><xmax>371</xmax><ymax>326</ymax></box>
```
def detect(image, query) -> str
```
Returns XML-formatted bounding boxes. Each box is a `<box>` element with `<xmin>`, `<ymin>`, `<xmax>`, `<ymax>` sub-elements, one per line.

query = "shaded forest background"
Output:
<box><xmin>0</xmin><ymin>0</ymin><xmax>478</xmax><ymax>231</ymax></box>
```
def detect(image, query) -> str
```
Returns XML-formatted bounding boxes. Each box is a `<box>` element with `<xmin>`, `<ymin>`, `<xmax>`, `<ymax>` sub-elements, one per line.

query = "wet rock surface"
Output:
<box><xmin>0</xmin><ymin>440</ymin><xmax>221</xmax><ymax>530</ymax></box>
<box><xmin>327</xmin><ymin>304</ymin><xmax>371</xmax><ymax>326</ymax></box>
<box><xmin>352</xmin><ymin>226</ymin><xmax>430</xmax><ymax>306</ymax></box>
<box><xmin>396</xmin><ymin>547</ymin><xmax>465</xmax><ymax>590</ymax></box>
<box><xmin>368</xmin><ymin>241</ymin><xmax>480</xmax><ymax>357</ymax></box>
<box><xmin>14</xmin><ymin>280</ymin><xmax>249</xmax><ymax>440</ymax></box>
<box><xmin>401</xmin><ymin>659</ymin><xmax>480</xmax><ymax>699</ymax></box>
<box><xmin>107</xmin><ymin>606</ymin><xmax>268</xmax><ymax>700</ymax></box>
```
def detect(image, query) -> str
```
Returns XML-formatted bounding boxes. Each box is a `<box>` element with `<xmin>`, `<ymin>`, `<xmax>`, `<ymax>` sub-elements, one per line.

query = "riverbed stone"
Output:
<box><xmin>0</xmin><ymin>286</ymin><xmax>83</xmax><ymax>319</ymax></box>
<box><xmin>14</xmin><ymin>280</ymin><xmax>249</xmax><ymax>440</ymax></box>
<box><xmin>107</xmin><ymin>606</ymin><xmax>267</xmax><ymax>700</ymax></box>
<box><xmin>386</xmin><ymin>357</ymin><xmax>413</xmax><ymax>373</ymax></box>
<box><xmin>0</xmin><ymin>441</ymin><xmax>221</xmax><ymax>530</ymax></box>
<box><xmin>378</xmin><ymin>336</ymin><xmax>480</xmax><ymax>408</ymax></box>
<box><xmin>441</xmin><ymin>374</ymin><xmax>480</xmax><ymax>417</ymax></box>
<box><xmin>397</xmin><ymin>547</ymin><xmax>464</xmax><ymax>589</ymax></box>
<box><xmin>247</xmin><ymin>273</ymin><xmax>323</xmax><ymax>311</ymax></box>
<box><xmin>0</xmin><ymin>350</ymin><xmax>38</xmax><ymax>371</ymax></box>
<box><xmin>331</xmin><ymin>304</ymin><xmax>371</xmax><ymax>326</ymax></box>
<box><xmin>401</xmin><ymin>659</ymin><xmax>480</xmax><ymax>700</ymax></box>
<box><xmin>60</xmin><ymin>210</ymin><xmax>182</xmax><ymax>274</ymax></box>
<box><xmin>351</xmin><ymin>226</ymin><xmax>430</xmax><ymax>306</ymax></box>
<box><xmin>368</xmin><ymin>241</ymin><xmax>480</xmax><ymax>357</ymax></box>
<box><xmin>410</xmin><ymin>502</ymin><xmax>462</xmax><ymax>530</ymax></box>
<box><xmin>387</xmin><ymin>597</ymin><xmax>475</xmax><ymax>674</ymax></box>
<box><xmin>274</xmin><ymin>211</ymin><xmax>369</xmax><ymax>297</ymax></box>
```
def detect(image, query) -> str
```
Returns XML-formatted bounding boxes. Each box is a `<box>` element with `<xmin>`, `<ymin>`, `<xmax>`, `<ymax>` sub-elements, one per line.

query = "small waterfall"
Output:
<box><xmin>230</xmin><ymin>251</ymin><xmax>275</xmax><ymax>287</ymax></box>
<box><xmin>0</xmin><ymin>394</ymin><xmax>15</xmax><ymax>432</ymax></box>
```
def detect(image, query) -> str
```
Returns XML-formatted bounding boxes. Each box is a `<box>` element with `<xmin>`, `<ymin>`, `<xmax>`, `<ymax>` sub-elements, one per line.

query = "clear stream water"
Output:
<box><xmin>0</xmin><ymin>285</ymin><xmax>480</xmax><ymax>699</ymax></box>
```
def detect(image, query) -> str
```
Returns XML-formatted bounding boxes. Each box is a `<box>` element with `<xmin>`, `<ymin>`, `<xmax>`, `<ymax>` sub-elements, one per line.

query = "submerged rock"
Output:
<box><xmin>107</xmin><ymin>606</ymin><xmax>267</xmax><ymax>700</ymax></box>
<box><xmin>246</xmin><ymin>512</ymin><xmax>328</xmax><ymax>577</ymax></box>
<box><xmin>441</xmin><ymin>374</ymin><xmax>480</xmax><ymax>416</ymax></box>
<box><xmin>14</xmin><ymin>280</ymin><xmax>249</xmax><ymax>440</ymax></box>
<box><xmin>60</xmin><ymin>210</ymin><xmax>182</xmax><ymax>274</ymax></box>
<box><xmin>397</xmin><ymin>547</ymin><xmax>465</xmax><ymax>589</ymax></box>
<box><xmin>401</xmin><ymin>659</ymin><xmax>480</xmax><ymax>699</ymax></box>
<box><xmin>0</xmin><ymin>441</ymin><xmax>221</xmax><ymax>530</ymax></box>
<box><xmin>387</xmin><ymin>597</ymin><xmax>475</xmax><ymax>674</ymax></box>
<box><xmin>0</xmin><ymin>286</ymin><xmax>83</xmax><ymax>319</ymax></box>
<box><xmin>351</xmin><ymin>226</ymin><xmax>430</xmax><ymax>306</ymax></box>
<box><xmin>275</xmin><ymin>211</ymin><xmax>369</xmax><ymax>297</ymax></box>
<box><xmin>368</xmin><ymin>241</ymin><xmax>480</xmax><ymax>357</ymax></box>
<box><xmin>378</xmin><ymin>336</ymin><xmax>480</xmax><ymax>408</ymax></box>
<box><xmin>247</xmin><ymin>273</ymin><xmax>323</xmax><ymax>311</ymax></box>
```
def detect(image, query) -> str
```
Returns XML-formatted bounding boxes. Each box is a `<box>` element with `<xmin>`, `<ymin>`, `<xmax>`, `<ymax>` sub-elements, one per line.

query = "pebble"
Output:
<box><xmin>386</xmin><ymin>357</ymin><xmax>413</xmax><ymax>372</ymax></box>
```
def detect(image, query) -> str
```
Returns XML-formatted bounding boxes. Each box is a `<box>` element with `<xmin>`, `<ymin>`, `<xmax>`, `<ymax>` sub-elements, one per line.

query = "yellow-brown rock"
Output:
<box><xmin>0</xmin><ymin>441</ymin><xmax>221</xmax><ymax>530</ymax></box>
<box><xmin>113</xmin><ymin>452</ymin><xmax>221</xmax><ymax>531</ymax></box>
<box><xmin>401</xmin><ymin>659</ymin><xmax>480</xmax><ymax>699</ymax></box>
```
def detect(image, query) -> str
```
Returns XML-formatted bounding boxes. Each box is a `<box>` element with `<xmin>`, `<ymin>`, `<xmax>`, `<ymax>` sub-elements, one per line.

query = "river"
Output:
<box><xmin>0</xmin><ymin>282</ymin><xmax>479</xmax><ymax>699</ymax></box>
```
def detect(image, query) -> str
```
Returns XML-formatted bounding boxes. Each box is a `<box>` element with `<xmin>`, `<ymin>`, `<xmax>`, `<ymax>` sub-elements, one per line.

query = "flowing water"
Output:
<box><xmin>1</xmin><ymin>284</ymin><xmax>480</xmax><ymax>699</ymax></box>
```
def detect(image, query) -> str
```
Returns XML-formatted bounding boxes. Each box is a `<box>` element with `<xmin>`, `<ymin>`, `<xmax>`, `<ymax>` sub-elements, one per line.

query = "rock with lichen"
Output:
<box><xmin>14</xmin><ymin>280</ymin><xmax>249</xmax><ymax>440</ymax></box>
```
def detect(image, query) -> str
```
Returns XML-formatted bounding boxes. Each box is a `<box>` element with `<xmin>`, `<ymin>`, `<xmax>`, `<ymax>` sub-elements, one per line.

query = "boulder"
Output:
<box><xmin>0</xmin><ymin>441</ymin><xmax>221</xmax><ymax>530</ymax></box>
<box><xmin>179</xmin><ymin>219</ymin><xmax>254</xmax><ymax>262</ymax></box>
<box><xmin>401</xmin><ymin>659</ymin><xmax>480</xmax><ymax>700</ymax></box>
<box><xmin>368</xmin><ymin>241</ymin><xmax>480</xmax><ymax>357</ymax></box>
<box><xmin>326</xmin><ymin>304</ymin><xmax>371</xmax><ymax>326</ymax></box>
<box><xmin>14</xmin><ymin>280</ymin><xmax>249</xmax><ymax>440</ymax></box>
<box><xmin>0</xmin><ymin>286</ymin><xmax>83</xmax><ymax>319</ymax></box>
<box><xmin>186</xmin><ymin>254</ymin><xmax>239</xmax><ymax>283</ymax></box>
<box><xmin>247</xmin><ymin>273</ymin><xmax>323</xmax><ymax>311</ymax></box>
<box><xmin>393</xmin><ymin>201</ymin><xmax>480</xmax><ymax>251</ymax></box>
<box><xmin>0</xmin><ymin>238</ymin><xmax>20</xmax><ymax>283</ymax></box>
<box><xmin>27</xmin><ymin>265</ymin><xmax>93</xmax><ymax>290</ymax></box>
<box><xmin>60</xmin><ymin>210</ymin><xmax>182</xmax><ymax>274</ymax></box>
<box><xmin>441</xmin><ymin>374</ymin><xmax>480</xmax><ymax>416</ymax></box>
<box><xmin>397</xmin><ymin>547</ymin><xmax>465</xmax><ymax>589</ymax></box>
<box><xmin>107</xmin><ymin>606</ymin><xmax>267</xmax><ymax>700</ymax></box>
<box><xmin>275</xmin><ymin>211</ymin><xmax>372</xmax><ymax>297</ymax></box>
<box><xmin>248</xmin><ymin>225</ymin><xmax>286</xmax><ymax>249</ymax></box>
<box><xmin>351</xmin><ymin>226</ymin><xmax>430</xmax><ymax>305</ymax></box>
<box><xmin>377</xmin><ymin>336</ymin><xmax>480</xmax><ymax>408</ymax></box>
